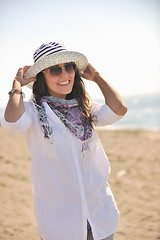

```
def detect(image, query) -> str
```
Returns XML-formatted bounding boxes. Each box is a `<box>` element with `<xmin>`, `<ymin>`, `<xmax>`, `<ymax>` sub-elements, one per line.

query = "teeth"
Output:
<box><xmin>58</xmin><ymin>80</ymin><xmax>69</xmax><ymax>85</ymax></box>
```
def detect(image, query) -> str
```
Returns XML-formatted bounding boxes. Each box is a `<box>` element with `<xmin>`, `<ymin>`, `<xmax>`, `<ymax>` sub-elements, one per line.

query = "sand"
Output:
<box><xmin>0</xmin><ymin>126</ymin><xmax>160</xmax><ymax>240</ymax></box>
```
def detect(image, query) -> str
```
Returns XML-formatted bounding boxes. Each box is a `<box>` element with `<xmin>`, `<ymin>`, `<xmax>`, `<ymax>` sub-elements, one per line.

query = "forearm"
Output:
<box><xmin>4</xmin><ymin>79</ymin><xmax>25</xmax><ymax>122</ymax></box>
<box><xmin>94</xmin><ymin>73</ymin><xmax>127</xmax><ymax>116</ymax></box>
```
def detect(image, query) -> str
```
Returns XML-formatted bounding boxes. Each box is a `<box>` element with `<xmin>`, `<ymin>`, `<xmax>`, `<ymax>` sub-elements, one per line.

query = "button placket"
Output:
<box><xmin>62</xmin><ymin>127</ymin><xmax>90</xmax><ymax>240</ymax></box>
<box><xmin>71</xmin><ymin>143</ymin><xmax>90</xmax><ymax>240</ymax></box>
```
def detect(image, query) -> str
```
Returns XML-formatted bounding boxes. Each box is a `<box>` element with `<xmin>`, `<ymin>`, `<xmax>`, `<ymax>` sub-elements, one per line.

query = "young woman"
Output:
<box><xmin>1</xmin><ymin>42</ymin><xmax>127</xmax><ymax>240</ymax></box>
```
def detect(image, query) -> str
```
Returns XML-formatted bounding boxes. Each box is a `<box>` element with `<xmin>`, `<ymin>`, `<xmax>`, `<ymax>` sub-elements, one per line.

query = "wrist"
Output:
<box><xmin>12</xmin><ymin>78</ymin><xmax>22</xmax><ymax>90</ymax></box>
<box><xmin>8</xmin><ymin>88</ymin><xmax>25</xmax><ymax>98</ymax></box>
<box><xmin>93</xmin><ymin>72</ymin><xmax>103</xmax><ymax>83</ymax></box>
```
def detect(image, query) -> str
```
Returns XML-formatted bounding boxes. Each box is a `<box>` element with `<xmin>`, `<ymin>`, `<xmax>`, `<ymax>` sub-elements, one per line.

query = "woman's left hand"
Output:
<box><xmin>80</xmin><ymin>63</ymin><xmax>99</xmax><ymax>82</ymax></box>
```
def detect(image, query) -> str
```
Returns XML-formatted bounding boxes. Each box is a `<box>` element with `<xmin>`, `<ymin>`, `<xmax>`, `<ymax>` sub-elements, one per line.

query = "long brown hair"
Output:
<box><xmin>33</xmin><ymin>66</ymin><xmax>94</xmax><ymax>126</ymax></box>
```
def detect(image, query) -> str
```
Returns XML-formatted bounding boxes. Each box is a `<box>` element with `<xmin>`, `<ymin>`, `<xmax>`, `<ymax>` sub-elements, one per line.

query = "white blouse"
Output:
<box><xmin>1</xmin><ymin>100</ymin><xmax>123</xmax><ymax>240</ymax></box>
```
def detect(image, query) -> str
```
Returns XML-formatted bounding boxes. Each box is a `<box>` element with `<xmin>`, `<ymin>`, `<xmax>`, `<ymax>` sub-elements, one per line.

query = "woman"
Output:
<box><xmin>1</xmin><ymin>42</ymin><xmax>127</xmax><ymax>240</ymax></box>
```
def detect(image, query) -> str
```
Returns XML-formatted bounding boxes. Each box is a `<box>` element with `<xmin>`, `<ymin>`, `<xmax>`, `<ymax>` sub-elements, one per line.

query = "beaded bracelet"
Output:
<box><xmin>8</xmin><ymin>88</ymin><xmax>25</xmax><ymax>98</ymax></box>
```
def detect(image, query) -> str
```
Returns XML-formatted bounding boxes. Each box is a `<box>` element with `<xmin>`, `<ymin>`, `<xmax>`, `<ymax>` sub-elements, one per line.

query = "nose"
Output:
<box><xmin>61</xmin><ymin>67</ymin><xmax>69</xmax><ymax>75</ymax></box>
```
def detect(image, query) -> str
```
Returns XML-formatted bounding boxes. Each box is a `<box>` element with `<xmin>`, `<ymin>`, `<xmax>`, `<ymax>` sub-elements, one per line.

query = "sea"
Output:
<box><xmin>0</xmin><ymin>93</ymin><xmax>160</xmax><ymax>130</ymax></box>
<box><xmin>96</xmin><ymin>93</ymin><xmax>160</xmax><ymax>130</ymax></box>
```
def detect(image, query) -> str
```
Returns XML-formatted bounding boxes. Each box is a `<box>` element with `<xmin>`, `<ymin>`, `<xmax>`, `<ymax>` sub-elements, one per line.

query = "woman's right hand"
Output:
<box><xmin>13</xmin><ymin>66</ymin><xmax>36</xmax><ymax>87</ymax></box>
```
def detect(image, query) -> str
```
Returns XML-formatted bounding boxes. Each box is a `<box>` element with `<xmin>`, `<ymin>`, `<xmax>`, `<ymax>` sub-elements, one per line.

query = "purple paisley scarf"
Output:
<box><xmin>31</xmin><ymin>96</ymin><xmax>93</xmax><ymax>152</ymax></box>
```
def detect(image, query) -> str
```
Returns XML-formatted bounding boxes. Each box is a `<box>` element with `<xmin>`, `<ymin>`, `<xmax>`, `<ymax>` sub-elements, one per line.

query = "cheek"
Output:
<box><xmin>71</xmin><ymin>73</ymin><xmax>76</xmax><ymax>83</ymax></box>
<box><xmin>45</xmin><ymin>76</ymin><xmax>56</xmax><ymax>88</ymax></box>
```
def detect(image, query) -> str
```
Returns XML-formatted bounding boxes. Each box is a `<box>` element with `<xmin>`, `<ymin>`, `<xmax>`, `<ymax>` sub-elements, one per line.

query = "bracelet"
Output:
<box><xmin>8</xmin><ymin>88</ymin><xmax>25</xmax><ymax>98</ymax></box>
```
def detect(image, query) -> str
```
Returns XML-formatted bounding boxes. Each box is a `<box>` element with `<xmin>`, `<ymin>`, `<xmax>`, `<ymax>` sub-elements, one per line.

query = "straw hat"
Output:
<box><xmin>25</xmin><ymin>42</ymin><xmax>88</xmax><ymax>88</ymax></box>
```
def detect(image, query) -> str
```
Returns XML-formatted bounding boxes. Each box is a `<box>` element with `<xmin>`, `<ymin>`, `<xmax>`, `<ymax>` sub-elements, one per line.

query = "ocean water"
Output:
<box><xmin>98</xmin><ymin>93</ymin><xmax>160</xmax><ymax>130</ymax></box>
<box><xmin>119</xmin><ymin>94</ymin><xmax>160</xmax><ymax>130</ymax></box>
<box><xmin>0</xmin><ymin>93</ymin><xmax>160</xmax><ymax>130</ymax></box>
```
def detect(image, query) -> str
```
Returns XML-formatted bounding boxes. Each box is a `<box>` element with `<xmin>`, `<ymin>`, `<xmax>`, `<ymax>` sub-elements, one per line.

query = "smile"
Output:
<box><xmin>58</xmin><ymin>80</ymin><xmax>70</xmax><ymax>86</ymax></box>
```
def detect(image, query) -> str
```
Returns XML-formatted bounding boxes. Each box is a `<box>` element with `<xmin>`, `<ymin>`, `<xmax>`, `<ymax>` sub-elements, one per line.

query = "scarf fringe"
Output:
<box><xmin>80</xmin><ymin>133</ymin><xmax>98</xmax><ymax>172</ymax></box>
<box><xmin>31</xmin><ymin>98</ymin><xmax>54</xmax><ymax>139</ymax></box>
<box><xmin>61</xmin><ymin>122</ymin><xmax>95</xmax><ymax>170</ymax></box>
<box><xmin>31</xmin><ymin>97</ymin><xmax>97</xmax><ymax>170</ymax></box>
<box><xmin>31</xmin><ymin>98</ymin><xmax>58</xmax><ymax>160</ymax></box>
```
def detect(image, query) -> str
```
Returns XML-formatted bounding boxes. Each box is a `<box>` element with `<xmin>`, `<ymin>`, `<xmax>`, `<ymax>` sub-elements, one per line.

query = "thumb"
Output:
<box><xmin>26</xmin><ymin>77</ymin><xmax>37</xmax><ymax>84</ymax></box>
<box><xmin>22</xmin><ymin>77</ymin><xmax>37</xmax><ymax>87</ymax></box>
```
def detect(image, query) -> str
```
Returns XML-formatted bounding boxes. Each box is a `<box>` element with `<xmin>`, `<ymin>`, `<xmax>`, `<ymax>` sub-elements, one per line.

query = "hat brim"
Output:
<box><xmin>25</xmin><ymin>51</ymin><xmax>88</xmax><ymax>88</ymax></box>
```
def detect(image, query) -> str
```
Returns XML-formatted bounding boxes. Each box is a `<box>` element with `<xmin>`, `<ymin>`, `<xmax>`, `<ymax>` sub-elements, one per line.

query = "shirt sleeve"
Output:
<box><xmin>90</xmin><ymin>101</ymin><xmax>124</xmax><ymax>127</ymax></box>
<box><xmin>1</xmin><ymin>102</ymin><xmax>32</xmax><ymax>135</ymax></box>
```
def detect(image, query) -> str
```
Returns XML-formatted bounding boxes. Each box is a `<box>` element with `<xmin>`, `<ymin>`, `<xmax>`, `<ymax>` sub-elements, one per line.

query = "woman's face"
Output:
<box><xmin>43</xmin><ymin>62</ymin><xmax>75</xmax><ymax>99</ymax></box>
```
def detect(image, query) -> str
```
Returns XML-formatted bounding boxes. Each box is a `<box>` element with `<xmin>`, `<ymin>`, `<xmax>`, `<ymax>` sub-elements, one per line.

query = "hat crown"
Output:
<box><xmin>33</xmin><ymin>42</ymin><xmax>66</xmax><ymax>63</ymax></box>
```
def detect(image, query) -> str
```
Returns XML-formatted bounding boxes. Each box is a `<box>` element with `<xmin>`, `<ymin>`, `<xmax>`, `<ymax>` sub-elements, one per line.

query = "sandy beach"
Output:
<box><xmin>0</xmin><ymin>126</ymin><xmax>160</xmax><ymax>240</ymax></box>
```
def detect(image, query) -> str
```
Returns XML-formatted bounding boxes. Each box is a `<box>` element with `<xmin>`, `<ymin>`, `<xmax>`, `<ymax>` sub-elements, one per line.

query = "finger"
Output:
<box><xmin>20</xmin><ymin>78</ymin><xmax>36</xmax><ymax>87</ymax></box>
<box><xmin>23</xmin><ymin>65</ymin><xmax>31</xmax><ymax>74</ymax></box>
<box><xmin>16</xmin><ymin>68</ymin><xmax>24</xmax><ymax>78</ymax></box>
<box><xmin>79</xmin><ymin>72</ymin><xmax>86</xmax><ymax>78</ymax></box>
<box><xmin>24</xmin><ymin>77</ymin><xmax>37</xmax><ymax>83</ymax></box>
<box><xmin>88</xmin><ymin>63</ymin><xmax>96</xmax><ymax>72</ymax></box>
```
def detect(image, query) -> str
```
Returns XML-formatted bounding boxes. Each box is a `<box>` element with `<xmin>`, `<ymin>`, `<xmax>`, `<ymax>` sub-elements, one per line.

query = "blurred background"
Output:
<box><xmin>0</xmin><ymin>0</ymin><xmax>160</xmax><ymax>129</ymax></box>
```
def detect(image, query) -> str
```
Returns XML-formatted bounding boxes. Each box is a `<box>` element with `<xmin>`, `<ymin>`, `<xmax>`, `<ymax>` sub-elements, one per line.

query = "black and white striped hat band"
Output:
<box><xmin>33</xmin><ymin>42</ymin><xmax>66</xmax><ymax>63</ymax></box>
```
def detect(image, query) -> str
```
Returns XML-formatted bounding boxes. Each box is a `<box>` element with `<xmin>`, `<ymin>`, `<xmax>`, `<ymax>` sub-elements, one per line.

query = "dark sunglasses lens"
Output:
<box><xmin>65</xmin><ymin>63</ymin><xmax>75</xmax><ymax>73</ymax></box>
<box><xmin>49</xmin><ymin>62</ymin><xmax>75</xmax><ymax>76</ymax></box>
<box><xmin>50</xmin><ymin>66</ymin><xmax>62</xmax><ymax>76</ymax></box>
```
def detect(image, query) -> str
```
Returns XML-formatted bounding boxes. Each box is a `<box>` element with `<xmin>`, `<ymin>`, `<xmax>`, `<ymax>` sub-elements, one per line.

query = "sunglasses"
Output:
<box><xmin>44</xmin><ymin>62</ymin><xmax>76</xmax><ymax>76</ymax></box>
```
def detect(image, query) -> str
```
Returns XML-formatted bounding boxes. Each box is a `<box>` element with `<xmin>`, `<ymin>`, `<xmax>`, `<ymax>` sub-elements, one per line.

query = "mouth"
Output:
<box><xmin>58</xmin><ymin>80</ymin><xmax>70</xmax><ymax>86</ymax></box>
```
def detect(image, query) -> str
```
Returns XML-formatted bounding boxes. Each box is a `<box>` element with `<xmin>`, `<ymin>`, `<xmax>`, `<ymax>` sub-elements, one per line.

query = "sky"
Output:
<box><xmin>0</xmin><ymin>0</ymin><xmax>160</xmax><ymax>108</ymax></box>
